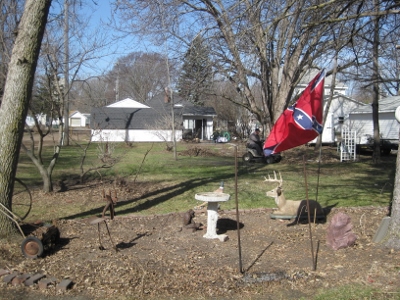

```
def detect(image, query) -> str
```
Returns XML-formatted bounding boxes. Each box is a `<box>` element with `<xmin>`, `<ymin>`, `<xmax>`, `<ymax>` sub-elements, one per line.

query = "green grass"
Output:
<box><xmin>304</xmin><ymin>284</ymin><xmax>400</xmax><ymax>300</ymax></box>
<box><xmin>15</xmin><ymin>141</ymin><xmax>396</xmax><ymax>221</ymax></box>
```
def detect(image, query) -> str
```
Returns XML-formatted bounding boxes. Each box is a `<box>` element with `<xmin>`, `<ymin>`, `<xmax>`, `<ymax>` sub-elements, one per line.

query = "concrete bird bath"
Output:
<box><xmin>195</xmin><ymin>192</ymin><xmax>230</xmax><ymax>242</ymax></box>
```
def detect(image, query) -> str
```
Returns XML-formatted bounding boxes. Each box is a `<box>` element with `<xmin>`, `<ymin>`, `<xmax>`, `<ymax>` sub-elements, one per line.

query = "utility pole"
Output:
<box><xmin>63</xmin><ymin>0</ymin><xmax>70</xmax><ymax>146</ymax></box>
<box><xmin>157</xmin><ymin>0</ymin><xmax>177</xmax><ymax>160</ymax></box>
<box><xmin>166</xmin><ymin>61</ymin><xmax>177</xmax><ymax>160</ymax></box>
<box><xmin>115</xmin><ymin>62</ymin><xmax>120</xmax><ymax>102</ymax></box>
<box><xmin>396</xmin><ymin>45</ymin><xmax>400</xmax><ymax>96</ymax></box>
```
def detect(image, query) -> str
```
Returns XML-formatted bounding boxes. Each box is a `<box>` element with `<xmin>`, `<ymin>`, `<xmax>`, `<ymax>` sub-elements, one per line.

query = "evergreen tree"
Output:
<box><xmin>177</xmin><ymin>35</ymin><xmax>213</xmax><ymax>106</ymax></box>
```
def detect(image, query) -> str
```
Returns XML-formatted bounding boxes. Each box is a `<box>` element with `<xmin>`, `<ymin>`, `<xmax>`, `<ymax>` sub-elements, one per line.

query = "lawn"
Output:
<box><xmin>15</xmin><ymin>140</ymin><xmax>396</xmax><ymax>220</ymax></box>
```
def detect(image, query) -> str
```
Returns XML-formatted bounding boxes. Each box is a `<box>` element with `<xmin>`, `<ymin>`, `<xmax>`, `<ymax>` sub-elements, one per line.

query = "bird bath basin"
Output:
<box><xmin>195</xmin><ymin>192</ymin><xmax>230</xmax><ymax>241</ymax></box>
<box><xmin>195</xmin><ymin>192</ymin><xmax>230</xmax><ymax>202</ymax></box>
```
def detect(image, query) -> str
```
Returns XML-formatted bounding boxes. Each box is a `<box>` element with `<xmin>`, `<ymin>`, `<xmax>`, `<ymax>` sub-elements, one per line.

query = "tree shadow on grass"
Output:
<box><xmin>63</xmin><ymin>176</ymin><xmax>239</xmax><ymax>220</ymax></box>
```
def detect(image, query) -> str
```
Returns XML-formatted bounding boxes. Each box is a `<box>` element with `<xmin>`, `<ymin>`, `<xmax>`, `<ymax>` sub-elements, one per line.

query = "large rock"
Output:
<box><xmin>326</xmin><ymin>212</ymin><xmax>358</xmax><ymax>250</ymax></box>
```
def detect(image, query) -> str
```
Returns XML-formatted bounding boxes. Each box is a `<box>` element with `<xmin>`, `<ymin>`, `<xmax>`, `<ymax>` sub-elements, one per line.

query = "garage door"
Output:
<box><xmin>70</xmin><ymin>118</ymin><xmax>81</xmax><ymax>127</ymax></box>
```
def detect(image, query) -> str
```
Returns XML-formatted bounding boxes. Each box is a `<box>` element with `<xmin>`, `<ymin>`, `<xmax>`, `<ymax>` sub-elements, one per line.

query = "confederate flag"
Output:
<box><xmin>263</xmin><ymin>69</ymin><xmax>325</xmax><ymax>156</ymax></box>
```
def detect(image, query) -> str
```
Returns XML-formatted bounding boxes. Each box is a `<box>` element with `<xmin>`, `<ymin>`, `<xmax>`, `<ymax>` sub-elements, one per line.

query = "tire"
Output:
<box><xmin>242</xmin><ymin>152</ymin><xmax>253</xmax><ymax>162</ymax></box>
<box><xmin>222</xmin><ymin>131</ymin><xmax>231</xmax><ymax>142</ymax></box>
<box><xmin>21</xmin><ymin>236</ymin><xmax>44</xmax><ymax>259</ymax></box>
<box><xmin>12</xmin><ymin>178</ymin><xmax>32</xmax><ymax>220</ymax></box>
<box><xmin>274</xmin><ymin>154</ymin><xmax>282</xmax><ymax>163</ymax></box>
<box><xmin>265</xmin><ymin>156</ymin><xmax>274</xmax><ymax>164</ymax></box>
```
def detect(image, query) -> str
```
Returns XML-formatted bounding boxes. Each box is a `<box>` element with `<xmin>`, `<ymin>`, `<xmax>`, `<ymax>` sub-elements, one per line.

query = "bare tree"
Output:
<box><xmin>338</xmin><ymin>1</ymin><xmax>400</xmax><ymax>162</ymax></box>
<box><xmin>71</xmin><ymin>132</ymin><xmax>119</xmax><ymax>184</ymax></box>
<box><xmin>70</xmin><ymin>76</ymin><xmax>111</xmax><ymax>110</ymax></box>
<box><xmin>208</xmin><ymin>81</ymin><xmax>247</xmax><ymax>138</ymax></box>
<box><xmin>108</xmin><ymin>52</ymin><xmax>174</xmax><ymax>103</ymax></box>
<box><xmin>21</xmin><ymin>1</ymin><xmax>119</xmax><ymax>193</ymax></box>
<box><xmin>371</xmin><ymin>0</ymin><xmax>382</xmax><ymax>163</ymax></box>
<box><xmin>69</xmin><ymin>51</ymin><xmax>178</xmax><ymax>110</ymax></box>
<box><xmin>0</xmin><ymin>0</ymin><xmax>24</xmax><ymax>102</ymax></box>
<box><xmin>0</xmin><ymin>0</ymin><xmax>51</xmax><ymax>237</ymax></box>
<box><xmin>114</xmin><ymin>0</ymin><xmax>370</xmax><ymax>132</ymax></box>
<box><xmin>23</xmin><ymin>67</ymin><xmax>63</xmax><ymax>192</ymax></box>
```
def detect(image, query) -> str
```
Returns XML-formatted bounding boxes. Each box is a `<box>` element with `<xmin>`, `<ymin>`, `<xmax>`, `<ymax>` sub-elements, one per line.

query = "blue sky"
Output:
<box><xmin>67</xmin><ymin>1</ymin><xmax>158</xmax><ymax>78</ymax></box>
<box><xmin>80</xmin><ymin>1</ymin><xmax>133</xmax><ymax>76</ymax></box>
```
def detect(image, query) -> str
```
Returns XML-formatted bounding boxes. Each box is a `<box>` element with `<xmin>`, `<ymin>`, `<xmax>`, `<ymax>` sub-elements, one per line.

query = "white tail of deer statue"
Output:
<box><xmin>265</xmin><ymin>171</ymin><xmax>324</xmax><ymax>219</ymax></box>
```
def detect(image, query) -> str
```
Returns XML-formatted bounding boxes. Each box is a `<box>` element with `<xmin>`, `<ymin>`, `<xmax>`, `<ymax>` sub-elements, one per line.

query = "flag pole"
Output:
<box><xmin>303</xmin><ymin>156</ymin><xmax>316</xmax><ymax>271</ymax></box>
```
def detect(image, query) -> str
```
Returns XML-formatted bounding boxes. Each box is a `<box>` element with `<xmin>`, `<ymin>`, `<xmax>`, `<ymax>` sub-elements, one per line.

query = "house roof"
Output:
<box><xmin>107</xmin><ymin>98</ymin><xmax>150</xmax><ymax>108</ymax></box>
<box><xmin>91</xmin><ymin>107</ymin><xmax>147</xmax><ymax>129</ymax></box>
<box><xmin>350</xmin><ymin>95</ymin><xmax>400</xmax><ymax>114</ymax></box>
<box><xmin>70</xmin><ymin>110</ymin><xmax>90</xmax><ymax>117</ymax></box>
<box><xmin>91</xmin><ymin>94</ymin><xmax>216</xmax><ymax>130</ymax></box>
<box><xmin>182</xmin><ymin>105</ymin><xmax>216</xmax><ymax>117</ymax></box>
<box><xmin>69</xmin><ymin>111</ymin><xmax>79</xmax><ymax>117</ymax></box>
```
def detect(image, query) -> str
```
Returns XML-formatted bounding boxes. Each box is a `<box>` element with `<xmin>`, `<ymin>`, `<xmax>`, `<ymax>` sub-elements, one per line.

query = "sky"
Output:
<box><xmin>79</xmin><ymin>1</ymin><xmax>133</xmax><ymax>76</ymax></box>
<box><xmin>62</xmin><ymin>1</ymin><xmax>158</xmax><ymax>78</ymax></box>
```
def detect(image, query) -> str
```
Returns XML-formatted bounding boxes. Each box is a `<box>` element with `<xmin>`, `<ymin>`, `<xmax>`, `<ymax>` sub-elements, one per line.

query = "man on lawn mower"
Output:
<box><xmin>247</xmin><ymin>128</ymin><xmax>263</xmax><ymax>156</ymax></box>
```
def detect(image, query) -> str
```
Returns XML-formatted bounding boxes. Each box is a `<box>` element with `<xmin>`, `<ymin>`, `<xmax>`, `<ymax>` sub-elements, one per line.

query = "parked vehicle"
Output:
<box><xmin>242</xmin><ymin>147</ymin><xmax>282</xmax><ymax>164</ymax></box>
<box><xmin>356</xmin><ymin>134</ymin><xmax>397</xmax><ymax>155</ymax></box>
<box><xmin>212</xmin><ymin>131</ymin><xmax>231</xmax><ymax>143</ymax></box>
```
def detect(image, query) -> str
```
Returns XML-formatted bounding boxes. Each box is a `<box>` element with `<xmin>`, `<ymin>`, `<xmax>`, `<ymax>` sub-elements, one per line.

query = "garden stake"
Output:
<box><xmin>228</xmin><ymin>143</ymin><xmax>243</xmax><ymax>273</ymax></box>
<box><xmin>303</xmin><ymin>156</ymin><xmax>316</xmax><ymax>271</ymax></box>
<box><xmin>92</xmin><ymin>189</ymin><xmax>119</xmax><ymax>252</ymax></box>
<box><xmin>234</xmin><ymin>145</ymin><xmax>243</xmax><ymax>273</ymax></box>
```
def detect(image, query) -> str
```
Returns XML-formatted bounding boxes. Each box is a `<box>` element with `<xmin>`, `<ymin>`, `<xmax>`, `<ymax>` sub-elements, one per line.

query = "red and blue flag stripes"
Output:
<box><xmin>263</xmin><ymin>69</ymin><xmax>325</xmax><ymax>156</ymax></box>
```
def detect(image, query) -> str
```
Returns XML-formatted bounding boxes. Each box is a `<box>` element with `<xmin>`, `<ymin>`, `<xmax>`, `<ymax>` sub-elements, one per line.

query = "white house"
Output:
<box><xmin>298</xmin><ymin>69</ymin><xmax>366</xmax><ymax>145</ymax></box>
<box><xmin>25</xmin><ymin>115</ymin><xmax>36</xmax><ymax>128</ymax></box>
<box><xmin>348</xmin><ymin>95</ymin><xmax>400</xmax><ymax>144</ymax></box>
<box><xmin>319</xmin><ymin>94</ymin><xmax>367</xmax><ymax>144</ymax></box>
<box><xmin>25</xmin><ymin>113</ymin><xmax>52</xmax><ymax>128</ymax></box>
<box><xmin>299</xmin><ymin>70</ymin><xmax>399</xmax><ymax>147</ymax></box>
<box><xmin>69</xmin><ymin>111</ymin><xmax>90</xmax><ymax>127</ymax></box>
<box><xmin>90</xmin><ymin>96</ymin><xmax>216</xmax><ymax>143</ymax></box>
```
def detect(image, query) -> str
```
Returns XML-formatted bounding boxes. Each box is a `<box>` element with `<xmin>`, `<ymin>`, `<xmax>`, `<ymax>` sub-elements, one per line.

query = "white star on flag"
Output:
<box><xmin>297</xmin><ymin>114</ymin><xmax>304</xmax><ymax>120</ymax></box>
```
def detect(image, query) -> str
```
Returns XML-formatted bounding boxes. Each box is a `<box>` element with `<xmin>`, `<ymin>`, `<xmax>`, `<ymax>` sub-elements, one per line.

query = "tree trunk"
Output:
<box><xmin>385</xmin><ymin>129</ymin><xmax>400</xmax><ymax>249</ymax></box>
<box><xmin>21</xmin><ymin>134</ymin><xmax>59</xmax><ymax>193</ymax></box>
<box><xmin>0</xmin><ymin>0</ymin><xmax>51</xmax><ymax>237</ymax></box>
<box><xmin>316</xmin><ymin>55</ymin><xmax>339</xmax><ymax>152</ymax></box>
<box><xmin>372</xmin><ymin>0</ymin><xmax>381</xmax><ymax>163</ymax></box>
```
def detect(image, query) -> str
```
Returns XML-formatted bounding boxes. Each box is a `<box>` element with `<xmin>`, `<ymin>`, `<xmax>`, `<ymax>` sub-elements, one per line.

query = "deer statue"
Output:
<box><xmin>264</xmin><ymin>171</ymin><xmax>325</xmax><ymax>222</ymax></box>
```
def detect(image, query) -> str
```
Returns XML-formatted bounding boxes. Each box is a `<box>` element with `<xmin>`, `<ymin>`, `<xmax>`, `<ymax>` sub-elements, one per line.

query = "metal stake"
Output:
<box><xmin>303</xmin><ymin>156</ymin><xmax>316</xmax><ymax>271</ymax></box>
<box><xmin>234</xmin><ymin>145</ymin><xmax>243</xmax><ymax>273</ymax></box>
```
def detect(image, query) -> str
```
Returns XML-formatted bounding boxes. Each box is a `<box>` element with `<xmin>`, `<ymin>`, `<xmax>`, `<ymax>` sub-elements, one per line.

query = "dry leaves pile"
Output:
<box><xmin>1</xmin><ymin>206</ymin><xmax>399</xmax><ymax>300</ymax></box>
<box><xmin>179</xmin><ymin>146</ymin><xmax>217</xmax><ymax>157</ymax></box>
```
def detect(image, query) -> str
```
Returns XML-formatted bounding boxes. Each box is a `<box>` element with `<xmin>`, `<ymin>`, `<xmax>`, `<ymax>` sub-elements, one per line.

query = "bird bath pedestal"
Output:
<box><xmin>195</xmin><ymin>192</ymin><xmax>230</xmax><ymax>242</ymax></box>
